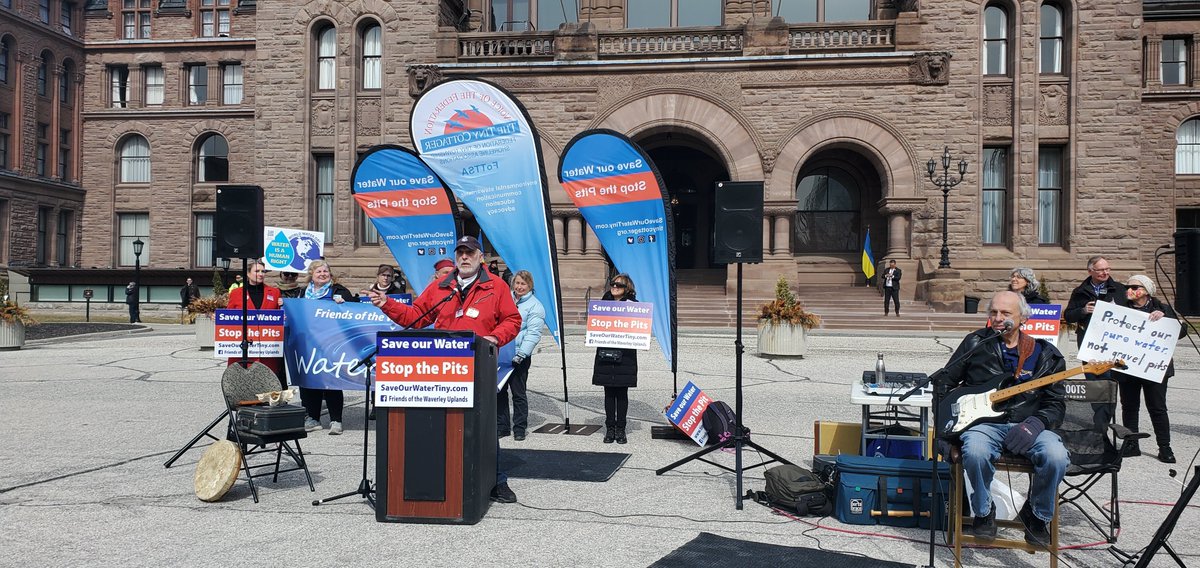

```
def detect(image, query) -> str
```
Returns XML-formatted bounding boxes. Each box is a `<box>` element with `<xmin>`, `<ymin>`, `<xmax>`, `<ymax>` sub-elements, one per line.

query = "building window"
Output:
<box><xmin>36</xmin><ymin>123</ymin><xmax>49</xmax><ymax>177</ymax></box>
<box><xmin>0</xmin><ymin>113</ymin><xmax>8</xmax><ymax>170</ymax></box>
<box><xmin>793</xmin><ymin>165</ymin><xmax>861</xmax><ymax>253</ymax></box>
<box><xmin>58</xmin><ymin>128</ymin><xmax>71</xmax><ymax>181</ymax></box>
<box><xmin>56</xmin><ymin>210</ymin><xmax>72</xmax><ymax>266</ymax></box>
<box><xmin>314</xmin><ymin>154</ymin><xmax>334</xmax><ymax>240</ymax></box>
<box><xmin>188</xmin><ymin>64</ymin><xmax>207</xmax><ymax>105</ymax></box>
<box><xmin>119</xmin><ymin>135</ymin><xmax>151</xmax><ymax>183</ymax></box>
<box><xmin>487</xmin><ymin>0</ymin><xmax>581</xmax><ymax>30</ymax></box>
<box><xmin>143</xmin><ymin>65</ymin><xmax>163</xmax><ymax>105</ymax></box>
<box><xmin>1038</xmin><ymin>146</ymin><xmax>1064</xmax><ymax>245</ymax></box>
<box><xmin>317</xmin><ymin>26</ymin><xmax>336</xmax><ymax>90</ymax></box>
<box><xmin>1162</xmin><ymin>37</ymin><xmax>1189</xmax><ymax>86</ymax></box>
<box><xmin>0</xmin><ymin>38</ymin><xmax>9</xmax><ymax>84</ymax></box>
<box><xmin>1</xmin><ymin>0</ymin><xmax>10</xmax><ymax>9</ymax></box>
<box><xmin>37</xmin><ymin>57</ymin><xmax>48</xmax><ymax>96</ymax></box>
<box><xmin>59</xmin><ymin>64</ymin><xmax>70</xmax><ymax>102</ymax></box>
<box><xmin>118</xmin><ymin>213</ymin><xmax>150</xmax><ymax>266</ymax></box>
<box><xmin>123</xmin><ymin>0</ymin><xmax>151</xmax><ymax>39</ymax></box>
<box><xmin>359</xmin><ymin>208</ymin><xmax>379</xmax><ymax>245</ymax></box>
<box><xmin>626</xmin><ymin>0</ymin><xmax>720</xmax><ymax>28</ymax></box>
<box><xmin>1039</xmin><ymin>3</ymin><xmax>1063</xmax><ymax>74</ymax></box>
<box><xmin>61</xmin><ymin>1</ymin><xmax>74</xmax><ymax>35</ymax></box>
<box><xmin>109</xmin><ymin>65</ymin><xmax>129</xmax><ymax>108</ymax></box>
<box><xmin>984</xmin><ymin>5</ymin><xmax>1008</xmax><ymax>76</ymax></box>
<box><xmin>36</xmin><ymin>208</ymin><xmax>50</xmax><ymax>264</ymax></box>
<box><xmin>361</xmin><ymin>24</ymin><xmax>381</xmax><ymax>90</ymax></box>
<box><xmin>1179</xmin><ymin>118</ymin><xmax>1200</xmax><ymax>175</ymax></box>
<box><xmin>197</xmin><ymin>134</ymin><xmax>229</xmax><ymax>182</ymax></box>
<box><xmin>39</xmin><ymin>0</ymin><xmax>49</xmax><ymax>23</ymax></box>
<box><xmin>200</xmin><ymin>0</ymin><xmax>231</xmax><ymax>37</ymax></box>
<box><xmin>221</xmin><ymin>63</ymin><xmax>242</xmax><ymax>104</ymax></box>
<box><xmin>981</xmin><ymin>147</ymin><xmax>1008</xmax><ymax>245</ymax></box>
<box><xmin>195</xmin><ymin>213</ymin><xmax>214</xmax><ymax>267</ymax></box>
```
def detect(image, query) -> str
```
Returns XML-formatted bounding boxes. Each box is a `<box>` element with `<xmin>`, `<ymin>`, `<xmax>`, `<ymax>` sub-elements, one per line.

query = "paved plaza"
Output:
<box><xmin>2</xmin><ymin>325</ymin><xmax>1197</xmax><ymax>567</ymax></box>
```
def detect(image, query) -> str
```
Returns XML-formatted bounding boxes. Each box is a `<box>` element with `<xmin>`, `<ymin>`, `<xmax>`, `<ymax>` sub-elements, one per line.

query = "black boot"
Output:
<box><xmin>1159</xmin><ymin>446</ymin><xmax>1176</xmax><ymax>463</ymax></box>
<box><xmin>615</xmin><ymin>427</ymin><xmax>627</xmax><ymax>444</ymax></box>
<box><xmin>603</xmin><ymin>427</ymin><xmax>615</xmax><ymax>443</ymax></box>
<box><xmin>1121</xmin><ymin>439</ymin><xmax>1141</xmax><ymax>457</ymax></box>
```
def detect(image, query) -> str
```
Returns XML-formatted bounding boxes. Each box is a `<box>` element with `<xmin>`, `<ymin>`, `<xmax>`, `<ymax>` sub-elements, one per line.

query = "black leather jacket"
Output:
<box><xmin>941</xmin><ymin>329</ymin><xmax>1068</xmax><ymax>429</ymax></box>
<box><xmin>1065</xmin><ymin>276</ymin><xmax>1127</xmax><ymax>346</ymax></box>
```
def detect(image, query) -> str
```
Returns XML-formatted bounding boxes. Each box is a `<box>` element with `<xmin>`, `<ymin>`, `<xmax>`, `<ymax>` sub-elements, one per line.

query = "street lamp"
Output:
<box><xmin>926</xmin><ymin>146</ymin><xmax>968</xmax><ymax>269</ymax></box>
<box><xmin>219</xmin><ymin>257</ymin><xmax>231</xmax><ymax>288</ymax></box>
<box><xmin>133</xmin><ymin>237</ymin><xmax>145</xmax><ymax>290</ymax></box>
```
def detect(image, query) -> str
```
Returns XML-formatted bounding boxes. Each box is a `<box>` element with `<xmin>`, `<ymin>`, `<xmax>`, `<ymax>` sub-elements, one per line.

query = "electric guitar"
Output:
<box><xmin>937</xmin><ymin>360</ymin><xmax>1124</xmax><ymax>438</ymax></box>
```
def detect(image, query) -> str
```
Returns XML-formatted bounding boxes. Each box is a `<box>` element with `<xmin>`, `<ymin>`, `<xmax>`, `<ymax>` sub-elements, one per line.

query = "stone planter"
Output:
<box><xmin>756</xmin><ymin>321</ymin><xmax>807</xmax><ymax>357</ymax></box>
<box><xmin>0</xmin><ymin>319</ymin><xmax>26</xmax><ymax>350</ymax></box>
<box><xmin>195</xmin><ymin>314</ymin><xmax>215</xmax><ymax>350</ymax></box>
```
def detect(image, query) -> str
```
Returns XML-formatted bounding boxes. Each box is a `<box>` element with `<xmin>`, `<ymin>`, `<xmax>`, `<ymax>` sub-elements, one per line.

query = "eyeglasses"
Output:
<box><xmin>610</xmin><ymin>283</ymin><xmax>627</xmax><ymax>289</ymax></box>
<box><xmin>1127</xmin><ymin>285</ymin><xmax>1144</xmax><ymax>290</ymax></box>
<box><xmin>1090</xmin><ymin>267</ymin><xmax>1111</xmax><ymax>273</ymax></box>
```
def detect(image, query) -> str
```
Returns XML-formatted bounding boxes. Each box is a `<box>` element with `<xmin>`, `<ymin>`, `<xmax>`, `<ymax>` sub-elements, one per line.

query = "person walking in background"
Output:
<box><xmin>1009</xmin><ymin>267</ymin><xmax>1048</xmax><ymax>305</ymax></box>
<box><xmin>125</xmin><ymin>281</ymin><xmax>140</xmax><ymax>323</ymax></box>
<box><xmin>1065</xmin><ymin>256</ymin><xmax>1127</xmax><ymax>347</ymax></box>
<box><xmin>226</xmin><ymin>259</ymin><xmax>286</xmax><ymax>389</ymax></box>
<box><xmin>368</xmin><ymin>235</ymin><xmax>522</xmax><ymax>504</ymax></box>
<box><xmin>180</xmin><ymin>277</ymin><xmax>200</xmax><ymax>322</ymax></box>
<box><xmin>1114</xmin><ymin>275</ymin><xmax>1183</xmax><ymax>463</ymax></box>
<box><xmin>299</xmin><ymin>259</ymin><xmax>359</xmax><ymax>435</ymax></box>
<box><xmin>499</xmin><ymin>270</ymin><xmax>544</xmax><ymax>442</ymax></box>
<box><xmin>593</xmin><ymin>273</ymin><xmax>639</xmax><ymax>444</ymax></box>
<box><xmin>882</xmin><ymin>259</ymin><xmax>902</xmax><ymax>317</ymax></box>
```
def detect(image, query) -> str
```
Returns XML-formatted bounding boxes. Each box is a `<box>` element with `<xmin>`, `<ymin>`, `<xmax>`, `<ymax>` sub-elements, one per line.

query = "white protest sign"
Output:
<box><xmin>1077</xmin><ymin>301</ymin><xmax>1180</xmax><ymax>383</ymax></box>
<box><xmin>263</xmin><ymin>227</ymin><xmax>325</xmax><ymax>273</ymax></box>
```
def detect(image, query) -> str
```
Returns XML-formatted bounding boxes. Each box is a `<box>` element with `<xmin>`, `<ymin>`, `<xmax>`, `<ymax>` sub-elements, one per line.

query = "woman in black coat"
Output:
<box><xmin>593</xmin><ymin>273</ymin><xmax>638</xmax><ymax>444</ymax></box>
<box><xmin>1115</xmin><ymin>274</ymin><xmax>1185</xmax><ymax>463</ymax></box>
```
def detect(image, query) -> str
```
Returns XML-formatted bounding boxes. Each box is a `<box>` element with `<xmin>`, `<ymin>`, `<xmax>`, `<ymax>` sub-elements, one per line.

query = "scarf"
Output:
<box><xmin>305</xmin><ymin>281</ymin><xmax>331</xmax><ymax>300</ymax></box>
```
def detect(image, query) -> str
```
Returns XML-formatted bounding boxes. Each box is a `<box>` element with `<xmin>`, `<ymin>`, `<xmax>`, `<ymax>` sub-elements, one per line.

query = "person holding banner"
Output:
<box><xmin>300</xmin><ymin>260</ymin><xmax>359</xmax><ymax>435</ymax></box>
<box><xmin>592</xmin><ymin>274</ymin><xmax>639</xmax><ymax>445</ymax></box>
<box><xmin>226</xmin><ymin>259</ymin><xmax>286</xmax><ymax>389</ymax></box>
<box><xmin>1009</xmin><ymin>267</ymin><xmax>1048</xmax><ymax>305</ymax></box>
<box><xmin>1114</xmin><ymin>275</ymin><xmax>1183</xmax><ymax>463</ymax></box>
<box><xmin>367</xmin><ymin>235</ymin><xmax>522</xmax><ymax>503</ymax></box>
<box><xmin>499</xmin><ymin>270</ymin><xmax>544</xmax><ymax>441</ymax></box>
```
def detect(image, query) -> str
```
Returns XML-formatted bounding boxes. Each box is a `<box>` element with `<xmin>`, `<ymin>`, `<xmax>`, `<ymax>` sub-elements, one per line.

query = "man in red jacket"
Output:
<box><xmin>367</xmin><ymin>235</ymin><xmax>522</xmax><ymax>504</ymax></box>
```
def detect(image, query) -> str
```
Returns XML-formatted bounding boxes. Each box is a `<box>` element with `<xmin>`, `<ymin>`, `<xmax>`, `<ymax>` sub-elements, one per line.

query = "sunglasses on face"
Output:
<box><xmin>1127</xmin><ymin>285</ymin><xmax>1144</xmax><ymax>290</ymax></box>
<box><xmin>610</xmin><ymin>283</ymin><xmax>627</xmax><ymax>289</ymax></box>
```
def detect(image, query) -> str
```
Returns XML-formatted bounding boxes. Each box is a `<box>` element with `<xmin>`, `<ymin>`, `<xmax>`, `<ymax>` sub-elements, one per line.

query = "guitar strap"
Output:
<box><xmin>1014</xmin><ymin>332</ymin><xmax>1040</xmax><ymax>382</ymax></box>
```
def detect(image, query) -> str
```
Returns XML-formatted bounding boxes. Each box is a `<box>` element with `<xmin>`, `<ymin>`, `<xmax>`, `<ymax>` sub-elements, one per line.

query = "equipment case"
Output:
<box><xmin>236</xmin><ymin>404</ymin><xmax>307</xmax><ymax>436</ymax></box>
<box><xmin>834</xmin><ymin>455</ymin><xmax>950</xmax><ymax>529</ymax></box>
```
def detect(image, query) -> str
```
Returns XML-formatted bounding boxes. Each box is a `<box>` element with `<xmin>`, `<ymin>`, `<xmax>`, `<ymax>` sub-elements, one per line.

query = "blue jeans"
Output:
<box><xmin>960</xmin><ymin>422</ymin><xmax>1070</xmax><ymax>523</ymax></box>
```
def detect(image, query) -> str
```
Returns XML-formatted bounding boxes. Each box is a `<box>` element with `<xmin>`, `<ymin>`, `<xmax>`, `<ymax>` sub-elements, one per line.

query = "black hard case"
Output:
<box><xmin>236</xmin><ymin>404</ymin><xmax>307</xmax><ymax>435</ymax></box>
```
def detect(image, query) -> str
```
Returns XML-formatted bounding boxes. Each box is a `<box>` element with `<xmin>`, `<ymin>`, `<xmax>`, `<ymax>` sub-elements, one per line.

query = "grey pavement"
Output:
<box><xmin>2</xmin><ymin>325</ymin><xmax>1198</xmax><ymax>567</ymax></box>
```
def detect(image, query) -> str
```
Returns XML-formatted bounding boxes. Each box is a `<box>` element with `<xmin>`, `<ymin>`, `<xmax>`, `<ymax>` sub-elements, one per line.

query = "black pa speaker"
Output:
<box><xmin>215</xmin><ymin>185</ymin><xmax>264</xmax><ymax>259</ymax></box>
<box><xmin>713</xmin><ymin>181</ymin><xmax>764</xmax><ymax>264</ymax></box>
<box><xmin>1174</xmin><ymin>229</ymin><xmax>1200</xmax><ymax>316</ymax></box>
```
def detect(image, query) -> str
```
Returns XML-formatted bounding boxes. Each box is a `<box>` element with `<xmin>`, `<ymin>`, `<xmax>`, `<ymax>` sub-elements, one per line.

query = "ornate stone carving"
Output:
<box><xmin>983</xmin><ymin>85</ymin><xmax>1012</xmax><ymax>126</ymax></box>
<box><xmin>909</xmin><ymin>52</ymin><xmax>950</xmax><ymax>85</ymax></box>
<box><xmin>408</xmin><ymin>65</ymin><xmax>443</xmax><ymax>98</ymax></box>
<box><xmin>357</xmin><ymin>98</ymin><xmax>380</xmax><ymax>136</ymax></box>
<box><xmin>760</xmin><ymin>147</ymin><xmax>777</xmax><ymax>174</ymax></box>
<box><xmin>1039</xmin><ymin>84</ymin><xmax>1069</xmax><ymax>125</ymax></box>
<box><xmin>311</xmin><ymin>99</ymin><xmax>336</xmax><ymax>136</ymax></box>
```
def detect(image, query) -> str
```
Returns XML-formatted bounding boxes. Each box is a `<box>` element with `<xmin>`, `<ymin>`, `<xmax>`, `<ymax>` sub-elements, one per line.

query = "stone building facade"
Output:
<box><xmin>12</xmin><ymin>0</ymin><xmax>1200</xmax><ymax>311</ymax></box>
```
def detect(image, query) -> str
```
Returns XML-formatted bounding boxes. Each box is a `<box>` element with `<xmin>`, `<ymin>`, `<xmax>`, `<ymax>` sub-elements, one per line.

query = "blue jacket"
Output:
<box><xmin>513</xmin><ymin>291</ymin><xmax>545</xmax><ymax>358</ymax></box>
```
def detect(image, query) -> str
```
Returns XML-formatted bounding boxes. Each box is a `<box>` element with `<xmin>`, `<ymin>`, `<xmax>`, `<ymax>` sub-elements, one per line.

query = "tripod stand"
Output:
<box><xmin>1110</xmin><ymin>465</ymin><xmax>1200</xmax><ymax>567</ymax></box>
<box><xmin>312</xmin><ymin>352</ymin><xmax>377</xmax><ymax>508</ymax></box>
<box><xmin>656</xmin><ymin>262</ymin><xmax>791</xmax><ymax>510</ymax></box>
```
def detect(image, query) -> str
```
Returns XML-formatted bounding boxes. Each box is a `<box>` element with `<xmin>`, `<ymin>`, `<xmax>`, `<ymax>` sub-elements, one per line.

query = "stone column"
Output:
<box><xmin>552</xmin><ymin>216</ymin><xmax>565</xmax><ymax>254</ymax></box>
<box><xmin>761</xmin><ymin>217</ymin><xmax>771</xmax><ymax>257</ymax></box>
<box><xmin>772</xmin><ymin>213</ymin><xmax>790</xmax><ymax>256</ymax></box>
<box><xmin>879</xmin><ymin>198</ymin><xmax>925</xmax><ymax>259</ymax></box>
<box><xmin>566</xmin><ymin>216</ymin><xmax>582</xmax><ymax>255</ymax></box>
<box><xmin>1145</xmin><ymin>37</ymin><xmax>1162</xmax><ymax>87</ymax></box>
<box><xmin>584</xmin><ymin>223</ymin><xmax>601</xmax><ymax>256</ymax></box>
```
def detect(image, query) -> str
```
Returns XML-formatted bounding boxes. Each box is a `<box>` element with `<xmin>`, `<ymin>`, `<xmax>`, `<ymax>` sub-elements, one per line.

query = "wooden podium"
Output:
<box><xmin>374</xmin><ymin>330</ymin><xmax>497</xmax><ymax>524</ymax></box>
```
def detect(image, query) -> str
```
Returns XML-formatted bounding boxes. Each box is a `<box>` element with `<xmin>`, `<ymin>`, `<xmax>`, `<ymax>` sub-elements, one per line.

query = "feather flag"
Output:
<box><xmin>861</xmin><ymin>229</ymin><xmax>876</xmax><ymax>280</ymax></box>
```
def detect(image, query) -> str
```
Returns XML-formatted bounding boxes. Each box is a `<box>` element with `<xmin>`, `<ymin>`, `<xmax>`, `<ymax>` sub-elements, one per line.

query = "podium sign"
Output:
<box><xmin>375</xmin><ymin>330</ymin><xmax>497</xmax><ymax>525</ymax></box>
<box><xmin>375</xmin><ymin>333</ymin><xmax>476</xmax><ymax>408</ymax></box>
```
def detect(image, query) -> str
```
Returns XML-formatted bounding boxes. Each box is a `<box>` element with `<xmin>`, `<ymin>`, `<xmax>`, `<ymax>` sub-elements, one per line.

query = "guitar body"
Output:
<box><xmin>938</xmin><ymin>378</ymin><xmax>1008</xmax><ymax>439</ymax></box>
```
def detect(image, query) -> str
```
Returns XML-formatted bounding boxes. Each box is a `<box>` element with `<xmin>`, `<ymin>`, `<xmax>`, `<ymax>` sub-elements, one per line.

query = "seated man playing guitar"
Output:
<box><xmin>941</xmin><ymin>290</ymin><xmax>1069</xmax><ymax>546</ymax></box>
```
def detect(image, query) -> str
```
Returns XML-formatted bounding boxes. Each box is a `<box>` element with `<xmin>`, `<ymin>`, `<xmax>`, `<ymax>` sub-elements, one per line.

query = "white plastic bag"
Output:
<box><xmin>963</xmin><ymin>477</ymin><xmax>1026</xmax><ymax>520</ymax></box>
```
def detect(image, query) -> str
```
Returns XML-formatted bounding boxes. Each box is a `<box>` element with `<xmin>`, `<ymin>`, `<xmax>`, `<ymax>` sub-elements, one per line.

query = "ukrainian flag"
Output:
<box><xmin>861</xmin><ymin>229</ymin><xmax>876</xmax><ymax>280</ymax></box>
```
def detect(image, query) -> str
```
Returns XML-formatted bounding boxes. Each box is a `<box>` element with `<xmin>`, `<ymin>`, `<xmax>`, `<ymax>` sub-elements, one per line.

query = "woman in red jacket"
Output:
<box><xmin>226</xmin><ymin>258</ymin><xmax>285</xmax><ymax>389</ymax></box>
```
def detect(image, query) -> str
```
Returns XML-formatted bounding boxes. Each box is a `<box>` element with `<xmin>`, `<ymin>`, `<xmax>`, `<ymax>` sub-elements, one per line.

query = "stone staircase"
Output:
<box><xmin>561</xmin><ymin>277</ymin><xmax>987</xmax><ymax>332</ymax></box>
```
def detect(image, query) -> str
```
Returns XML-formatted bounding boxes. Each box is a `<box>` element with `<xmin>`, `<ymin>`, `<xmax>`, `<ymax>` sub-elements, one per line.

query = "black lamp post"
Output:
<box><xmin>132</xmin><ymin>237</ymin><xmax>145</xmax><ymax>296</ymax></box>
<box><xmin>219</xmin><ymin>257</ymin><xmax>231</xmax><ymax>288</ymax></box>
<box><xmin>926</xmin><ymin>146</ymin><xmax>968</xmax><ymax>269</ymax></box>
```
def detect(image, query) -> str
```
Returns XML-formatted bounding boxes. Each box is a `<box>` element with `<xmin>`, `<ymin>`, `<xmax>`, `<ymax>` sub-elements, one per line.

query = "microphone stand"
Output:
<box><xmin>900</xmin><ymin>325</ymin><xmax>1008</xmax><ymax>568</ymax></box>
<box><xmin>312</xmin><ymin>287</ymin><xmax>459</xmax><ymax>508</ymax></box>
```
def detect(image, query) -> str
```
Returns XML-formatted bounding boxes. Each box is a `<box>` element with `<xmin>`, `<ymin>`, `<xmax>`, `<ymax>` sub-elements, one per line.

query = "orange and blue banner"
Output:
<box><xmin>214</xmin><ymin>309</ymin><xmax>284</xmax><ymax>358</ymax></box>
<box><xmin>559</xmin><ymin>129</ymin><xmax>676</xmax><ymax>368</ymax></box>
<box><xmin>584</xmin><ymin>300</ymin><xmax>653</xmax><ymax>350</ymax></box>
<box><xmin>351</xmin><ymin>145</ymin><xmax>459</xmax><ymax>287</ymax></box>
<box><xmin>665</xmin><ymin>381</ymin><xmax>713</xmax><ymax>446</ymax></box>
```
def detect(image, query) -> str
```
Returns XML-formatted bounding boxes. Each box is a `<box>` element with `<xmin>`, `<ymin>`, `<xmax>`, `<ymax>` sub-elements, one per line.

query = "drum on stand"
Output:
<box><xmin>194</xmin><ymin>440</ymin><xmax>242</xmax><ymax>502</ymax></box>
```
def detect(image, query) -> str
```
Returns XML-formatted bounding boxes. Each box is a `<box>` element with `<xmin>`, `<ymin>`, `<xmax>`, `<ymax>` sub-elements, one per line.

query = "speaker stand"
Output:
<box><xmin>656</xmin><ymin>262</ymin><xmax>791</xmax><ymax>509</ymax></box>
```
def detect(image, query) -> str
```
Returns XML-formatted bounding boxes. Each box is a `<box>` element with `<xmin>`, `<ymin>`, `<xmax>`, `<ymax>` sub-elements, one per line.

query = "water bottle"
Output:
<box><xmin>875</xmin><ymin>353</ymin><xmax>886</xmax><ymax>384</ymax></box>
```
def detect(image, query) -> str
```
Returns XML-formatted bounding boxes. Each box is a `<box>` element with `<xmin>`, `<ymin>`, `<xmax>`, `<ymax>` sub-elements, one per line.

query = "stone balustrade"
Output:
<box><xmin>788</xmin><ymin>23</ymin><xmax>895</xmax><ymax>51</ymax></box>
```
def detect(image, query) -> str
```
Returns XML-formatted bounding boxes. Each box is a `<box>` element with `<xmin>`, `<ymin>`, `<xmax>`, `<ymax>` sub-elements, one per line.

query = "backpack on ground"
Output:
<box><xmin>702</xmin><ymin>400</ymin><xmax>736</xmax><ymax>444</ymax></box>
<box><xmin>762</xmin><ymin>464</ymin><xmax>834</xmax><ymax>516</ymax></box>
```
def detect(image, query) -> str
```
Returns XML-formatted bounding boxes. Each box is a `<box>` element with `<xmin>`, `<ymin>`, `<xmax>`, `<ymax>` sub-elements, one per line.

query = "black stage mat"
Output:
<box><xmin>500</xmin><ymin>449</ymin><xmax>630</xmax><ymax>482</ymax></box>
<box><xmin>650</xmin><ymin>533</ymin><xmax>916</xmax><ymax>568</ymax></box>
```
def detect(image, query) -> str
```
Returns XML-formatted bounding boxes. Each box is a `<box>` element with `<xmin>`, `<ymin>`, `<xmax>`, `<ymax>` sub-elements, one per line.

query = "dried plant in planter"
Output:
<box><xmin>759</xmin><ymin>276</ymin><xmax>822</xmax><ymax>330</ymax></box>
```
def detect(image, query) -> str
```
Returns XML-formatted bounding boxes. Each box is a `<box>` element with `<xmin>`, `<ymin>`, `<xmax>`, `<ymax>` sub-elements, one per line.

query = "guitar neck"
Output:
<box><xmin>989</xmin><ymin>365</ymin><xmax>1087</xmax><ymax>404</ymax></box>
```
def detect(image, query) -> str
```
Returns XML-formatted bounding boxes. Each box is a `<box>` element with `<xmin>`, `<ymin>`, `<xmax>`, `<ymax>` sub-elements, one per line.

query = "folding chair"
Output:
<box><xmin>1056</xmin><ymin>378</ymin><xmax>1149</xmax><ymax>543</ymax></box>
<box><xmin>221</xmin><ymin>362</ymin><xmax>315</xmax><ymax>503</ymax></box>
<box><xmin>949</xmin><ymin>449</ymin><xmax>1060</xmax><ymax>567</ymax></box>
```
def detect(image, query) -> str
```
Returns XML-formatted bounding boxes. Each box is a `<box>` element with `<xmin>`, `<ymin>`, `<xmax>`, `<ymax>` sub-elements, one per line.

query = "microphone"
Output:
<box><xmin>992</xmin><ymin>319</ymin><xmax>1015</xmax><ymax>334</ymax></box>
